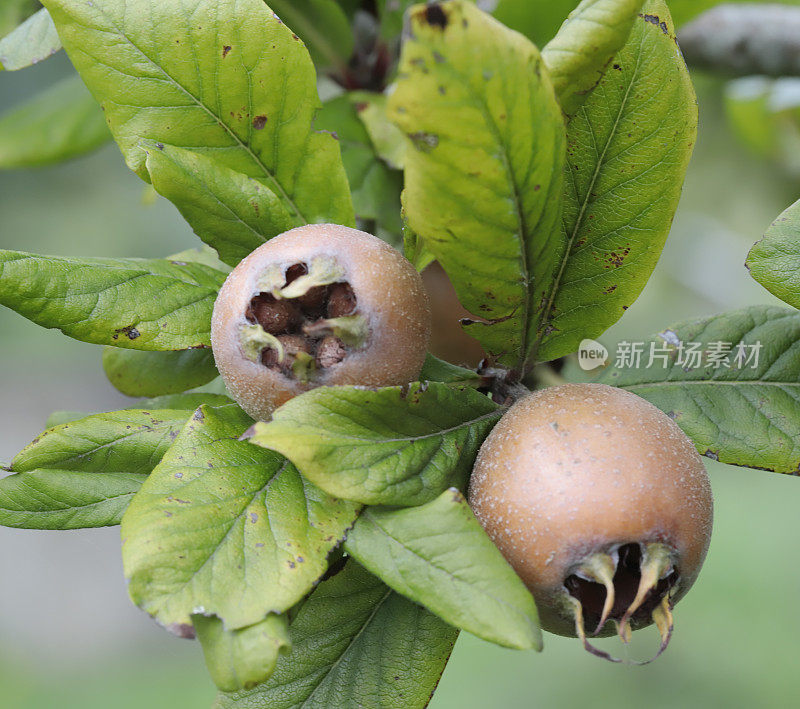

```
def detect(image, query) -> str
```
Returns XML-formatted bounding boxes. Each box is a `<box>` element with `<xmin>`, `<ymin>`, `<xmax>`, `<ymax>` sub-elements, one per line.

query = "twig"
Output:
<box><xmin>679</xmin><ymin>4</ymin><xmax>800</xmax><ymax>78</ymax></box>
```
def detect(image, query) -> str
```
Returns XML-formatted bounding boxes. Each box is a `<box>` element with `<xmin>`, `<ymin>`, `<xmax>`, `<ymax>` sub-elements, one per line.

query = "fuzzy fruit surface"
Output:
<box><xmin>211</xmin><ymin>224</ymin><xmax>432</xmax><ymax>420</ymax></box>
<box><xmin>468</xmin><ymin>383</ymin><xmax>713</xmax><ymax>640</ymax></box>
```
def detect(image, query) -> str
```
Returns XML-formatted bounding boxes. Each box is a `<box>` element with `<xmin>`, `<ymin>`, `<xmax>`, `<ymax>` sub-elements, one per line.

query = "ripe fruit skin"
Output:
<box><xmin>468</xmin><ymin>383</ymin><xmax>713</xmax><ymax>646</ymax></box>
<box><xmin>211</xmin><ymin>224</ymin><xmax>431</xmax><ymax>420</ymax></box>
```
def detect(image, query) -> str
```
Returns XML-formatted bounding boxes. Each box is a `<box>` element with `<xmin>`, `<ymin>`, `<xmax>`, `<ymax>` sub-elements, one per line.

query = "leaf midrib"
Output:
<box><xmin>412</xmin><ymin>37</ymin><xmax>534</xmax><ymax>370</ymax></box>
<box><xmin>14</xmin><ymin>413</ymin><xmax>187</xmax><ymax>473</ymax></box>
<box><xmin>301</xmin><ymin>587</ymin><xmax>394</xmax><ymax>706</ymax></box>
<box><xmin>279</xmin><ymin>406</ymin><xmax>501</xmax><ymax>447</ymax></box>
<box><xmin>534</xmin><ymin>25</ymin><xmax>646</xmax><ymax>360</ymax></box>
<box><xmin>354</xmin><ymin>510</ymin><xmax>536</xmax><ymax>638</ymax></box>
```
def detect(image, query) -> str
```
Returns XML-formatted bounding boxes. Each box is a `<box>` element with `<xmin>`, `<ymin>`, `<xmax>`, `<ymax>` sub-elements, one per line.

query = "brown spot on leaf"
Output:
<box><xmin>166</xmin><ymin>623</ymin><xmax>196</xmax><ymax>640</ymax></box>
<box><xmin>253</xmin><ymin>115</ymin><xmax>267</xmax><ymax>130</ymax></box>
<box><xmin>606</xmin><ymin>246</ymin><xmax>631</xmax><ymax>268</ymax></box>
<box><xmin>425</xmin><ymin>3</ymin><xmax>448</xmax><ymax>29</ymax></box>
<box><xmin>409</xmin><ymin>132</ymin><xmax>438</xmax><ymax>152</ymax></box>
<box><xmin>222</xmin><ymin>45</ymin><xmax>232</xmax><ymax>58</ymax></box>
<box><xmin>639</xmin><ymin>13</ymin><xmax>668</xmax><ymax>35</ymax></box>
<box><xmin>112</xmin><ymin>325</ymin><xmax>140</xmax><ymax>341</ymax></box>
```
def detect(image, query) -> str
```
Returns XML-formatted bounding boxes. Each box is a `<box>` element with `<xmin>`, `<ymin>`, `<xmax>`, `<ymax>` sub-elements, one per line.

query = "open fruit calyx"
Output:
<box><xmin>239</xmin><ymin>255</ymin><xmax>369</xmax><ymax>384</ymax></box>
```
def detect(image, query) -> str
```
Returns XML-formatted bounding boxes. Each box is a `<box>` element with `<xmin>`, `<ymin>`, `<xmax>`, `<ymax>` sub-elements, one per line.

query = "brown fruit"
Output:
<box><xmin>211</xmin><ymin>224</ymin><xmax>432</xmax><ymax>420</ymax></box>
<box><xmin>468</xmin><ymin>383</ymin><xmax>713</xmax><ymax>662</ymax></box>
<box><xmin>421</xmin><ymin>262</ymin><xmax>486</xmax><ymax>368</ymax></box>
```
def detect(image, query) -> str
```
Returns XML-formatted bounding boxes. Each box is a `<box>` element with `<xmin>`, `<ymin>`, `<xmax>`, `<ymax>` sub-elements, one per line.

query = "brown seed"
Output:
<box><xmin>279</xmin><ymin>334</ymin><xmax>310</xmax><ymax>358</ymax></box>
<box><xmin>297</xmin><ymin>285</ymin><xmax>329</xmax><ymax>314</ymax></box>
<box><xmin>260</xmin><ymin>334</ymin><xmax>310</xmax><ymax>370</ymax></box>
<box><xmin>327</xmin><ymin>282</ymin><xmax>357</xmax><ymax>317</ymax></box>
<box><xmin>316</xmin><ymin>336</ymin><xmax>347</xmax><ymax>368</ymax></box>
<box><xmin>249</xmin><ymin>294</ymin><xmax>299</xmax><ymax>334</ymax></box>
<box><xmin>260</xmin><ymin>346</ymin><xmax>279</xmax><ymax>368</ymax></box>
<box><xmin>284</xmin><ymin>263</ymin><xmax>307</xmax><ymax>285</ymax></box>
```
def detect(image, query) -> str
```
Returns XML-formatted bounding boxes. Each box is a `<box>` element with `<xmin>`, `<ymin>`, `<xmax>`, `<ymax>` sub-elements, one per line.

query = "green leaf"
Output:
<box><xmin>377</xmin><ymin>0</ymin><xmax>416</xmax><ymax>39</ymax></box>
<box><xmin>268</xmin><ymin>0</ymin><xmax>354</xmax><ymax>72</ymax></box>
<box><xmin>0</xmin><ymin>74</ymin><xmax>109</xmax><ymax>168</ymax></box>
<box><xmin>667</xmin><ymin>0</ymin><xmax>800</xmax><ymax>28</ymax></box>
<box><xmin>0</xmin><ymin>250</ymin><xmax>225</xmax><ymax>350</ymax></box>
<box><xmin>0</xmin><ymin>0</ymin><xmax>40</xmax><ymax>37</ymax></box>
<box><xmin>389</xmin><ymin>0</ymin><xmax>566</xmax><ymax>371</ymax></box>
<box><xmin>747</xmin><ymin>198</ymin><xmax>800</xmax><ymax>309</ymax></box>
<box><xmin>535</xmin><ymin>1</ymin><xmax>697</xmax><ymax>362</ymax></box>
<box><xmin>144</xmin><ymin>144</ymin><xmax>299</xmax><ymax>268</ymax></box>
<box><xmin>317</xmin><ymin>94</ymin><xmax>403</xmax><ymax>245</ymax></box>
<box><xmin>0</xmin><ymin>470</ymin><xmax>146</xmax><ymax>529</ymax></box>
<box><xmin>135</xmin><ymin>392</ymin><xmax>235</xmax><ymax>411</ymax></box>
<box><xmin>334</xmin><ymin>0</ymin><xmax>361</xmax><ymax>20</ymax></box>
<box><xmin>121</xmin><ymin>405</ymin><xmax>360</xmax><ymax>631</ymax></box>
<box><xmin>214</xmin><ymin>560</ymin><xmax>458</xmax><ymax>709</ymax></box>
<box><xmin>194</xmin><ymin>614</ymin><xmax>291</xmax><ymax>692</ymax></box>
<box><xmin>492</xmin><ymin>0</ymin><xmax>579</xmax><ymax>47</ymax></box>
<box><xmin>402</xmin><ymin>218</ymin><xmax>436</xmax><ymax>272</ymax></box>
<box><xmin>352</xmin><ymin>91</ymin><xmax>407</xmax><ymax>170</ymax></box>
<box><xmin>542</xmin><ymin>0</ymin><xmax>643</xmax><ymax>116</ymax></box>
<box><xmin>45</xmin><ymin>411</ymin><xmax>87</xmax><ymax>427</ymax></box>
<box><xmin>45</xmin><ymin>393</ymin><xmax>234</xmax><ymax>430</ymax></box>
<box><xmin>0</xmin><ymin>8</ymin><xmax>61</xmax><ymax>71</ymax></box>
<box><xmin>103</xmin><ymin>346</ymin><xmax>219</xmax><ymax>398</ymax></box>
<box><xmin>723</xmin><ymin>77</ymin><xmax>781</xmax><ymax>159</ymax></box>
<box><xmin>378</xmin><ymin>0</ymin><xmax>478</xmax><ymax>41</ymax></box>
<box><xmin>344</xmin><ymin>488</ymin><xmax>541</xmax><ymax>650</ymax></box>
<box><xmin>599</xmin><ymin>305</ymin><xmax>800</xmax><ymax>473</ymax></box>
<box><xmin>248</xmin><ymin>382</ymin><xmax>501</xmax><ymax>506</ymax></box>
<box><xmin>42</xmin><ymin>0</ymin><xmax>354</xmax><ymax>227</ymax></box>
<box><xmin>11</xmin><ymin>409</ymin><xmax>192</xmax><ymax>475</ymax></box>
<box><xmin>167</xmin><ymin>245</ymin><xmax>232</xmax><ymax>273</ymax></box>
<box><xmin>419</xmin><ymin>353</ymin><xmax>481</xmax><ymax>385</ymax></box>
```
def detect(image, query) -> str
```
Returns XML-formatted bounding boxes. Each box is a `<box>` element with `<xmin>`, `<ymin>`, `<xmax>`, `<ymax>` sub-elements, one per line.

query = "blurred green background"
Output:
<box><xmin>2</xmin><ymin>35</ymin><xmax>800</xmax><ymax>709</ymax></box>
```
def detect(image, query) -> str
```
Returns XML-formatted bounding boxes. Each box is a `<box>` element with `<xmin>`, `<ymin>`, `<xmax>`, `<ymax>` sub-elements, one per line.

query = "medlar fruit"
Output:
<box><xmin>468</xmin><ymin>383</ymin><xmax>713</xmax><ymax>662</ymax></box>
<box><xmin>211</xmin><ymin>224</ymin><xmax>431</xmax><ymax>420</ymax></box>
